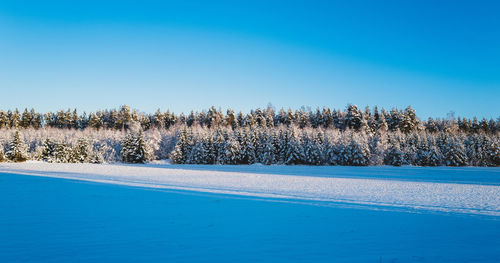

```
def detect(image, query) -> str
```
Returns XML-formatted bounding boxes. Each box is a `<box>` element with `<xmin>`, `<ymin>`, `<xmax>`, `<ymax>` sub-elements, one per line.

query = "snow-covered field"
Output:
<box><xmin>1</xmin><ymin>164</ymin><xmax>500</xmax><ymax>262</ymax></box>
<box><xmin>1</xmin><ymin>162</ymin><xmax>499</xmax><ymax>216</ymax></box>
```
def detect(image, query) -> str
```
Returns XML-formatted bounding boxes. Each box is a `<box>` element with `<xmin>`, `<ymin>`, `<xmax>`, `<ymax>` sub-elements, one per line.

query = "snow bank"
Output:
<box><xmin>1</xmin><ymin>162</ymin><xmax>499</xmax><ymax>216</ymax></box>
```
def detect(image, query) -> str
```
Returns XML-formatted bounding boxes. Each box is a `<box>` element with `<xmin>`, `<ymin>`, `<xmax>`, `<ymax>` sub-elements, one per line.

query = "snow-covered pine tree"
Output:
<box><xmin>224</xmin><ymin>137</ymin><xmax>241</xmax><ymax>164</ymax></box>
<box><xmin>170</xmin><ymin>128</ymin><xmax>190</xmax><ymax>164</ymax></box>
<box><xmin>426</xmin><ymin>146</ymin><xmax>443</xmax><ymax>166</ymax></box>
<box><xmin>368</xmin><ymin>134</ymin><xmax>386</xmax><ymax>165</ymax></box>
<box><xmin>257</xmin><ymin>132</ymin><xmax>275</xmax><ymax>165</ymax></box>
<box><xmin>204</xmin><ymin>132</ymin><xmax>217</xmax><ymax>164</ymax></box>
<box><xmin>238</xmin><ymin>128</ymin><xmax>257</xmax><ymax>164</ymax></box>
<box><xmin>284</xmin><ymin>129</ymin><xmax>303</xmax><ymax>165</ymax></box>
<box><xmin>188</xmin><ymin>137</ymin><xmax>209</xmax><ymax>164</ymax></box>
<box><xmin>121</xmin><ymin>130</ymin><xmax>151</xmax><ymax>163</ymax></box>
<box><xmin>388</xmin><ymin>108</ymin><xmax>401</xmax><ymax>132</ymax></box>
<box><xmin>40</xmin><ymin>138</ymin><xmax>56</xmax><ymax>162</ymax></box>
<box><xmin>264</xmin><ymin>106</ymin><xmax>275</xmax><ymax>128</ymax></box>
<box><xmin>21</xmin><ymin>108</ymin><xmax>32</xmax><ymax>128</ymax></box>
<box><xmin>53</xmin><ymin>141</ymin><xmax>71</xmax><ymax>163</ymax></box>
<box><xmin>345</xmin><ymin>104</ymin><xmax>362</xmax><ymax>130</ymax></box>
<box><xmin>72</xmin><ymin>137</ymin><xmax>91</xmax><ymax>163</ymax></box>
<box><xmin>302</xmin><ymin>132</ymin><xmax>323</xmax><ymax>165</ymax></box>
<box><xmin>399</xmin><ymin>106</ymin><xmax>418</xmax><ymax>133</ymax></box>
<box><xmin>325</xmin><ymin>138</ymin><xmax>340</xmax><ymax>165</ymax></box>
<box><xmin>88</xmin><ymin>112</ymin><xmax>103</xmax><ymax>129</ymax></box>
<box><xmin>340</xmin><ymin>137</ymin><xmax>370</xmax><ymax>166</ymax></box>
<box><xmin>225</xmin><ymin>109</ymin><xmax>238</xmax><ymax>129</ymax></box>
<box><xmin>384</xmin><ymin>144</ymin><xmax>405</xmax><ymax>166</ymax></box>
<box><xmin>443</xmin><ymin>139</ymin><xmax>468</xmax><ymax>166</ymax></box>
<box><xmin>6</xmin><ymin>131</ymin><xmax>28</xmax><ymax>162</ymax></box>
<box><xmin>9</xmin><ymin>109</ymin><xmax>21</xmax><ymax>129</ymax></box>
<box><xmin>213</xmin><ymin>129</ymin><xmax>227</xmax><ymax>164</ymax></box>
<box><xmin>89</xmin><ymin>142</ymin><xmax>108</xmax><ymax>164</ymax></box>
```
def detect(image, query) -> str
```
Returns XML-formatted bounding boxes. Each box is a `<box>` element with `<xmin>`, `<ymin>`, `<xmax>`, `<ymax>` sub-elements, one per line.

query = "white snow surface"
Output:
<box><xmin>1</xmin><ymin>162</ymin><xmax>500</xmax><ymax>216</ymax></box>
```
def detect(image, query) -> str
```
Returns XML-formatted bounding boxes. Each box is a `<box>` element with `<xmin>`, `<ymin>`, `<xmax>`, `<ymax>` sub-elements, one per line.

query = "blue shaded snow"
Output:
<box><xmin>1</xmin><ymin>173</ymin><xmax>500</xmax><ymax>263</ymax></box>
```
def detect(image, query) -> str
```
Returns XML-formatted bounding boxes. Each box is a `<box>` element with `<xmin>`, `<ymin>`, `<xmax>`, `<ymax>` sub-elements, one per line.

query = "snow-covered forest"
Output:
<box><xmin>0</xmin><ymin>105</ymin><xmax>498</xmax><ymax>166</ymax></box>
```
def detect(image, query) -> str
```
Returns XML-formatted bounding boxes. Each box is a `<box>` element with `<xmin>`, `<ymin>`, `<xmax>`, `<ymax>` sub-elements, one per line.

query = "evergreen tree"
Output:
<box><xmin>426</xmin><ymin>117</ymin><xmax>438</xmax><ymax>133</ymax></box>
<box><xmin>188</xmin><ymin>138</ymin><xmax>210</xmax><ymax>164</ymax></box>
<box><xmin>10</xmin><ymin>109</ymin><xmax>21</xmax><ymax>128</ymax></box>
<box><xmin>21</xmin><ymin>108</ymin><xmax>32</xmax><ymax>128</ymax></box>
<box><xmin>0</xmin><ymin>111</ymin><xmax>9</xmax><ymax>129</ymax></box>
<box><xmin>388</xmin><ymin>108</ymin><xmax>401</xmax><ymax>131</ymax></box>
<box><xmin>152</xmin><ymin>109</ymin><xmax>165</xmax><ymax>128</ymax></box>
<box><xmin>170</xmin><ymin>129</ymin><xmax>190</xmax><ymax>164</ymax></box>
<box><xmin>383</xmin><ymin>143</ymin><xmax>404</xmax><ymax>166</ymax></box>
<box><xmin>121</xmin><ymin>130</ymin><xmax>151</xmax><ymax>163</ymax></box>
<box><xmin>238</xmin><ymin>129</ymin><xmax>257</xmax><ymax>164</ymax></box>
<box><xmin>258</xmin><ymin>133</ymin><xmax>275</xmax><ymax>165</ymax></box>
<box><xmin>284</xmin><ymin>130</ymin><xmax>303</xmax><ymax>165</ymax></box>
<box><xmin>345</xmin><ymin>104</ymin><xmax>362</xmax><ymax>130</ymax></box>
<box><xmin>225</xmin><ymin>109</ymin><xmax>237</xmax><ymax>129</ymax></box>
<box><xmin>6</xmin><ymin>131</ymin><xmax>28</xmax><ymax>162</ymax></box>
<box><xmin>72</xmin><ymin>137</ymin><xmax>91</xmax><ymax>163</ymax></box>
<box><xmin>88</xmin><ymin>112</ymin><xmax>103</xmax><ymax>129</ymax></box>
<box><xmin>399</xmin><ymin>106</ymin><xmax>418</xmax><ymax>133</ymax></box>
<box><xmin>53</xmin><ymin>141</ymin><xmax>71</xmax><ymax>163</ymax></box>
<box><xmin>444</xmin><ymin>140</ymin><xmax>468</xmax><ymax>166</ymax></box>
<box><xmin>302</xmin><ymin>132</ymin><xmax>323</xmax><ymax>165</ymax></box>
<box><xmin>264</xmin><ymin>106</ymin><xmax>275</xmax><ymax>128</ymax></box>
<box><xmin>40</xmin><ymin>138</ymin><xmax>56</xmax><ymax>162</ymax></box>
<box><xmin>340</xmin><ymin>138</ymin><xmax>370</xmax><ymax>166</ymax></box>
<box><xmin>224</xmin><ymin>138</ymin><xmax>241</xmax><ymax>164</ymax></box>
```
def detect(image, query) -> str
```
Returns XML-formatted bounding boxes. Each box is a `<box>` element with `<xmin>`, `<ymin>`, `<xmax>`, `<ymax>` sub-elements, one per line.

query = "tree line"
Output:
<box><xmin>0</xmin><ymin>105</ymin><xmax>498</xmax><ymax>166</ymax></box>
<box><xmin>0</xmin><ymin>125</ymin><xmax>498</xmax><ymax>167</ymax></box>
<box><xmin>0</xmin><ymin>105</ymin><xmax>498</xmax><ymax>134</ymax></box>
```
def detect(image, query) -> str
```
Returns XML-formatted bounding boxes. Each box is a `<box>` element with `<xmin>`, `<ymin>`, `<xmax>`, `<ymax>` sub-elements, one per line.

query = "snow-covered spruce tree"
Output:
<box><xmin>213</xmin><ymin>129</ymin><xmax>227</xmax><ymax>164</ymax></box>
<box><xmin>384</xmin><ymin>144</ymin><xmax>405</xmax><ymax>166</ymax></box>
<box><xmin>425</xmin><ymin>146</ymin><xmax>443</xmax><ymax>166</ymax></box>
<box><xmin>71</xmin><ymin>137</ymin><xmax>91</xmax><ymax>163</ymax></box>
<box><xmin>208</xmin><ymin>131</ymin><xmax>220</xmax><ymax>164</ymax></box>
<box><xmin>40</xmin><ymin>138</ymin><xmax>56</xmax><ymax>162</ymax></box>
<box><xmin>443</xmin><ymin>139</ymin><xmax>468</xmax><ymax>166</ymax></box>
<box><xmin>340</xmin><ymin>137</ymin><xmax>370</xmax><ymax>166</ymax></box>
<box><xmin>368</xmin><ymin>134</ymin><xmax>386</xmax><ymax>166</ymax></box>
<box><xmin>238</xmin><ymin>128</ymin><xmax>257</xmax><ymax>164</ymax></box>
<box><xmin>89</xmin><ymin>142</ymin><xmax>108</xmax><ymax>164</ymax></box>
<box><xmin>284</xmin><ymin>129</ymin><xmax>303</xmax><ymax>165</ymax></box>
<box><xmin>224</xmin><ymin>137</ymin><xmax>241</xmax><ymax>164</ymax></box>
<box><xmin>188</xmin><ymin>135</ymin><xmax>210</xmax><ymax>164</ymax></box>
<box><xmin>345</xmin><ymin>104</ymin><xmax>362</xmax><ymax>130</ymax></box>
<box><xmin>302</xmin><ymin>131</ymin><xmax>323</xmax><ymax>165</ymax></box>
<box><xmin>170</xmin><ymin>128</ymin><xmax>190</xmax><ymax>164</ymax></box>
<box><xmin>325</xmin><ymin>139</ymin><xmax>340</xmax><ymax>165</ymax></box>
<box><xmin>257</xmin><ymin>132</ymin><xmax>275</xmax><ymax>165</ymax></box>
<box><xmin>6</xmin><ymin>131</ymin><xmax>28</xmax><ymax>162</ymax></box>
<box><xmin>53</xmin><ymin>141</ymin><xmax>71</xmax><ymax>163</ymax></box>
<box><xmin>399</xmin><ymin>106</ymin><xmax>418</xmax><ymax>133</ymax></box>
<box><xmin>121</xmin><ymin>130</ymin><xmax>151</xmax><ymax>163</ymax></box>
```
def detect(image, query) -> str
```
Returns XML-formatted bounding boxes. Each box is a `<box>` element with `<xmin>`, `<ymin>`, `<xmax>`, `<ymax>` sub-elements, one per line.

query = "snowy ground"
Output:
<box><xmin>1</xmin><ymin>172</ymin><xmax>500</xmax><ymax>262</ymax></box>
<box><xmin>1</xmin><ymin>162</ymin><xmax>499</xmax><ymax>216</ymax></box>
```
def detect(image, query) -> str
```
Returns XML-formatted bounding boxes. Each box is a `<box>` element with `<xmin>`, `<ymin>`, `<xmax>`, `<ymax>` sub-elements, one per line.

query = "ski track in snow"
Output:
<box><xmin>1</xmin><ymin>162</ymin><xmax>500</xmax><ymax>216</ymax></box>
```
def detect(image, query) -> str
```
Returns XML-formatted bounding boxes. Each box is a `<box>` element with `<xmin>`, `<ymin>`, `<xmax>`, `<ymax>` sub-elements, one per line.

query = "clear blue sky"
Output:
<box><xmin>1</xmin><ymin>0</ymin><xmax>499</xmax><ymax>119</ymax></box>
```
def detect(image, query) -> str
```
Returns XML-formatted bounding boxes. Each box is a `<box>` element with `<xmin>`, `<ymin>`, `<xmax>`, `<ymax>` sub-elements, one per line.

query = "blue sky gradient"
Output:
<box><xmin>1</xmin><ymin>0</ymin><xmax>499</xmax><ymax>118</ymax></box>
